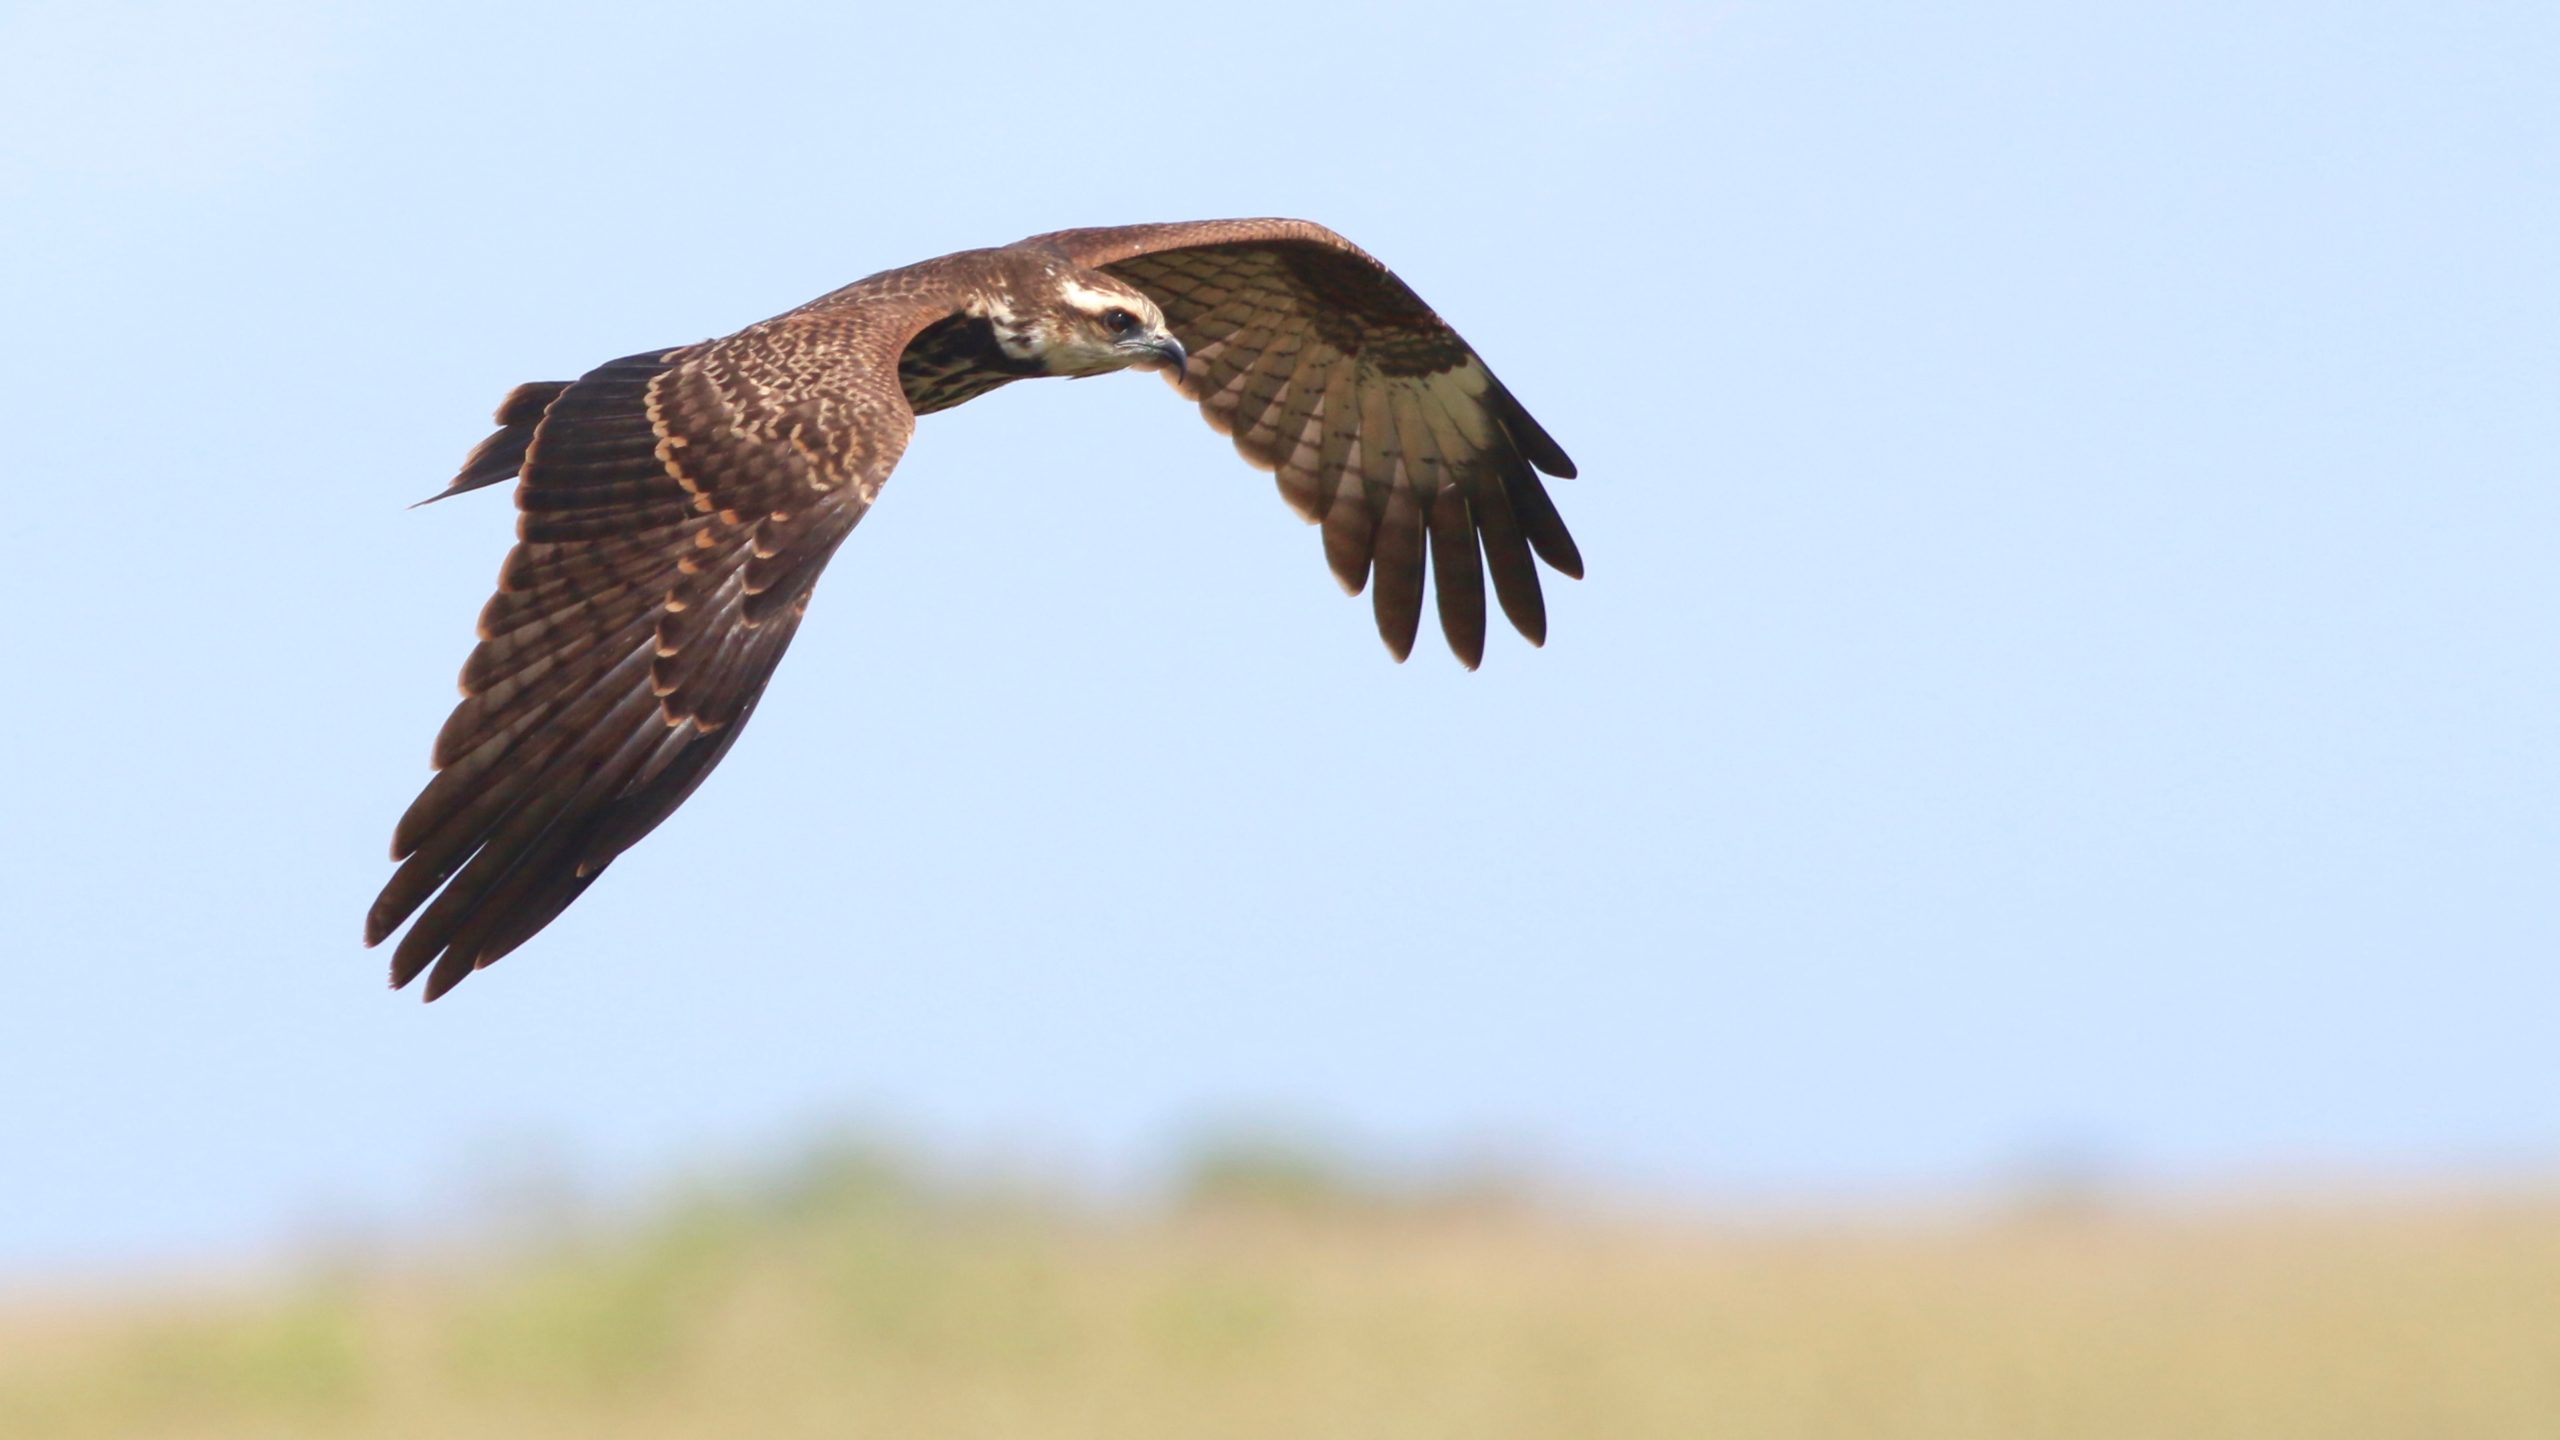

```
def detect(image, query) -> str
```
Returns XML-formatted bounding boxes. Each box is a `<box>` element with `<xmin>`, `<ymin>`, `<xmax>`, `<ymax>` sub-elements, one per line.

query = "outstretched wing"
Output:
<box><xmin>1024</xmin><ymin>219</ymin><xmax>1581</xmax><ymax>668</ymax></box>
<box><xmin>368</xmin><ymin>311</ymin><xmax>920</xmax><ymax>1000</ymax></box>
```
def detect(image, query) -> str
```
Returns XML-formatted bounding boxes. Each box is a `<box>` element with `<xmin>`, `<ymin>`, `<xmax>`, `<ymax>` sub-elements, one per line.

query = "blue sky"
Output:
<box><xmin>1</xmin><ymin>0</ymin><xmax>2553</xmax><ymax>1275</ymax></box>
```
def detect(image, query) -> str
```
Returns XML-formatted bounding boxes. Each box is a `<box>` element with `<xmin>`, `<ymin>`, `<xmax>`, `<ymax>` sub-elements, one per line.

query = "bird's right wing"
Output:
<box><xmin>369</xmin><ymin>307</ymin><xmax>925</xmax><ymax>1000</ymax></box>
<box><xmin>1024</xmin><ymin>219</ymin><xmax>1581</xmax><ymax>669</ymax></box>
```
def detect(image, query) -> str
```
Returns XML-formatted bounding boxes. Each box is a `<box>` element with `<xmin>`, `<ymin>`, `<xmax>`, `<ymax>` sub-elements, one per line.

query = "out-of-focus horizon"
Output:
<box><xmin>2</xmin><ymin>0</ymin><xmax>2554</xmax><ymax>1287</ymax></box>
<box><xmin>11</xmin><ymin>1140</ymin><xmax>2560</xmax><ymax>1438</ymax></box>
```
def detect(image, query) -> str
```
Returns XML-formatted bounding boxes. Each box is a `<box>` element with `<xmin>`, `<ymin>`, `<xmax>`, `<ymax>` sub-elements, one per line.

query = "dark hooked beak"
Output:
<box><xmin>1131</xmin><ymin>331</ymin><xmax>1187</xmax><ymax>384</ymax></box>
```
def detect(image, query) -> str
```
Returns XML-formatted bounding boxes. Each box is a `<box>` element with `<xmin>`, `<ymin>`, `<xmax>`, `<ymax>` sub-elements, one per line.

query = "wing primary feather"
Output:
<box><xmin>388</xmin><ymin>704</ymin><xmax>569</xmax><ymax>866</ymax></box>
<box><xmin>422</xmin><ymin>702</ymin><xmax>682</xmax><ymax>992</ymax></box>
<box><xmin>519</xmin><ymin>503</ymin><xmax>701</xmax><ymax>544</ymax></box>
<box><xmin>389</xmin><ymin>681</ymin><xmax>667</xmax><ymax>989</ymax></box>
<box><xmin>573</xmin><ymin>689</ymin><xmax>767</xmax><ymax>870</ymax></box>
<box><xmin>1369</xmin><ymin>474</ymin><xmax>1427</xmax><ymax>661</ymax></box>
<box><xmin>379</xmin><ymin>636</ymin><xmax>661</xmax><ymax>914</ymax></box>
<box><xmin>1271</xmin><ymin>393</ymin><xmax>1330</xmax><ymax>522</ymax></box>
<box><xmin>1500</xmin><ymin>457</ymin><xmax>1585</xmax><ymax>580</ymax></box>
<box><xmin>1320</xmin><ymin>473</ymin><xmax>1374</xmax><ymax>595</ymax></box>
<box><xmin>1427</xmin><ymin>486</ymin><xmax>1486</xmax><ymax>669</ymax></box>
<box><xmin>457</xmin><ymin>589</ymin><xmax>666</xmax><ymax>714</ymax></box>
<box><xmin>1489</xmin><ymin>377</ymin><xmax>1576</xmax><ymax>479</ymax></box>
<box><xmin>434</xmin><ymin>607</ymin><xmax>662</xmax><ymax>768</ymax></box>
<box><xmin>1471</xmin><ymin>473</ymin><xmax>1547</xmax><ymax>646</ymax></box>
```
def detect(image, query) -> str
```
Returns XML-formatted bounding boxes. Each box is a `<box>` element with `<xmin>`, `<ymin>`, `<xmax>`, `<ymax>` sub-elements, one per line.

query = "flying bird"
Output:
<box><xmin>369</xmin><ymin>219</ymin><xmax>1583</xmax><ymax>999</ymax></box>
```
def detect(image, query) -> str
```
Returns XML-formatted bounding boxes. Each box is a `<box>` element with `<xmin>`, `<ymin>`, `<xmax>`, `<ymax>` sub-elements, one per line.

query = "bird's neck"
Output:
<box><xmin>898</xmin><ymin>307</ymin><xmax>1048</xmax><ymax>414</ymax></box>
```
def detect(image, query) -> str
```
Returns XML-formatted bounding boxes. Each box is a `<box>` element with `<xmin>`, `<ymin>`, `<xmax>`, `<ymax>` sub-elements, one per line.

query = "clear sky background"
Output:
<box><xmin>0</xmin><ymin>0</ymin><xmax>2552</xmax><ymax>1276</ymax></box>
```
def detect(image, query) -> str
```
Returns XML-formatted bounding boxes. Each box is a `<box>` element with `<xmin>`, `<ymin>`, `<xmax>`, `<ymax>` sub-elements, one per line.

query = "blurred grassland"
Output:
<box><xmin>5</xmin><ymin>1149</ymin><xmax>2558</xmax><ymax>1440</ymax></box>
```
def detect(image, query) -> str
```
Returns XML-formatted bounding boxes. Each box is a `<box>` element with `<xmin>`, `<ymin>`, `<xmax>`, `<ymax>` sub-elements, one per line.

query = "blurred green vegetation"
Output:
<box><xmin>5</xmin><ymin>1142</ymin><xmax>2558</xmax><ymax>1439</ymax></box>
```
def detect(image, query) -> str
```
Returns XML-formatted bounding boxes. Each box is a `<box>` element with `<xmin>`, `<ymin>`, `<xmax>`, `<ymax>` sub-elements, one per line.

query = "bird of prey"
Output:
<box><xmin>368</xmin><ymin>219</ymin><xmax>1582</xmax><ymax>999</ymax></box>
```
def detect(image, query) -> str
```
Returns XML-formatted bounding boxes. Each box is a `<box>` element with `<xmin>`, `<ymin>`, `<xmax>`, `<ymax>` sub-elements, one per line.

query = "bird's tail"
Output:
<box><xmin>410</xmin><ymin>379</ymin><xmax>574</xmax><ymax>506</ymax></box>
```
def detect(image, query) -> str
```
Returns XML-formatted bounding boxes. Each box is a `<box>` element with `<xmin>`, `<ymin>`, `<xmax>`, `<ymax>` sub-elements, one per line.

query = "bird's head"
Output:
<box><xmin>990</xmin><ymin>271</ymin><xmax>1187</xmax><ymax>383</ymax></box>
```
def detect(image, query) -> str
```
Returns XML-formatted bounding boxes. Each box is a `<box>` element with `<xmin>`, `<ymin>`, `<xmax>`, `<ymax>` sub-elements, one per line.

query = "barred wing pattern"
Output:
<box><xmin>1029</xmin><ymin>220</ymin><xmax>1581</xmax><ymax>668</ymax></box>
<box><xmin>367</xmin><ymin>317</ymin><xmax>919</xmax><ymax>1000</ymax></box>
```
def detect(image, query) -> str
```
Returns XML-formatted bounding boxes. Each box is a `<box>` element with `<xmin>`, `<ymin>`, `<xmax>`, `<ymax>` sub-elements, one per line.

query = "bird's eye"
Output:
<box><xmin>1102</xmin><ymin>307</ymin><xmax>1136</xmax><ymax>336</ymax></box>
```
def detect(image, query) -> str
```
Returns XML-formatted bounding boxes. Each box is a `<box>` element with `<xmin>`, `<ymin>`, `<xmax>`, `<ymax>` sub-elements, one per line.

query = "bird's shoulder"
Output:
<box><xmin>1015</xmin><ymin>217</ymin><xmax>1381</xmax><ymax>271</ymax></box>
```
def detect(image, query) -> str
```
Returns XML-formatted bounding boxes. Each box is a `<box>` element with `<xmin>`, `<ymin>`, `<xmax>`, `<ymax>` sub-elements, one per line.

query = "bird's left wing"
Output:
<box><xmin>368</xmin><ymin>308</ymin><xmax>924</xmax><ymax>1000</ymax></box>
<box><xmin>1023</xmin><ymin>219</ymin><xmax>1581</xmax><ymax>669</ymax></box>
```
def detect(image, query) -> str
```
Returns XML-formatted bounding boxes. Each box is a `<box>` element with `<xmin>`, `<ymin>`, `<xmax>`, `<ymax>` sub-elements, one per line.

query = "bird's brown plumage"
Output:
<box><xmin>1029</xmin><ymin>220</ymin><xmax>1581</xmax><ymax>665</ymax></box>
<box><xmin>372</xmin><ymin>219</ymin><xmax>1581</xmax><ymax>998</ymax></box>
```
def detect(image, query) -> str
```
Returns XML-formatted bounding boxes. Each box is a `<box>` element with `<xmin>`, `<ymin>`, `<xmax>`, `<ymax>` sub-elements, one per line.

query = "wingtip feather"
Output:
<box><xmin>420</xmin><ymin>954</ymin><xmax>472</xmax><ymax>1003</ymax></box>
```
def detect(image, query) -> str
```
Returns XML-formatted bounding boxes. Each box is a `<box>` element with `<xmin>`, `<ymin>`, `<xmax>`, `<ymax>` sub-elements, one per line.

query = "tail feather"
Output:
<box><xmin>417</xmin><ymin>380</ymin><xmax>573</xmax><ymax>505</ymax></box>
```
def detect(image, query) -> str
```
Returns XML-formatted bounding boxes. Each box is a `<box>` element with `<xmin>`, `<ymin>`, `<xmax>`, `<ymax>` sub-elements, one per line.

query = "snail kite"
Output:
<box><xmin>370</xmin><ymin>219</ymin><xmax>1582</xmax><ymax>998</ymax></box>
